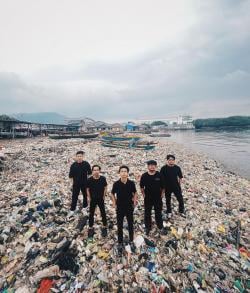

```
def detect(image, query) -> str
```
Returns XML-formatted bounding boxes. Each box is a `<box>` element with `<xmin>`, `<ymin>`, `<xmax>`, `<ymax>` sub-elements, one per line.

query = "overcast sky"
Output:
<box><xmin>0</xmin><ymin>0</ymin><xmax>249</xmax><ymax>121</ymax></box>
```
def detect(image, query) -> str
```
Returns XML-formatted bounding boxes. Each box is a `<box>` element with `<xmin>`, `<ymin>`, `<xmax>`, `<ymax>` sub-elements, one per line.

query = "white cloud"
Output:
<box><xmin>0</xmin><ymin>0</ymin><xmax>250</xmax><ymax>120</ymax></box>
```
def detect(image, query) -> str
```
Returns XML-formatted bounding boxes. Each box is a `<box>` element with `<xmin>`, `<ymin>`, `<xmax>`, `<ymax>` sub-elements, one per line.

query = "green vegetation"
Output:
<box><xmin>151</xmin><ymin>121</ymin><xmax>167</xmax><ymax>126</ymax></box>
<box><xmin>193</xmin><ymin>116</ymin><xmax>250</xmax><ymax>129</ymax></box>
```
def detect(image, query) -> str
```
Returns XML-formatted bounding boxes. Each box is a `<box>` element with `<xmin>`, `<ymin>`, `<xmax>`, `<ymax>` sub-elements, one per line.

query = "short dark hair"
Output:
<box><xmin>119</xmin><ymin>165</ymin><xmax>129</xmax><ymax>173</ymax></box>
<box><xmin>147</xmin><ymin>160</ymin><xmax>157</xmax><ymax>166</ymax></box>
<box><xmin>92</xmin><ymin>164</ymin><xmax>101</xmax><ymax>171</ymax></box>
<box><xmin>167</xmin><ymin>154</ymin><xmax>175</xmax><ymax>160</ymax></box>
<box><xmin>76</xmin><ymin>151</ymin><xmax>84</xmax><ymax>155</ymax></box>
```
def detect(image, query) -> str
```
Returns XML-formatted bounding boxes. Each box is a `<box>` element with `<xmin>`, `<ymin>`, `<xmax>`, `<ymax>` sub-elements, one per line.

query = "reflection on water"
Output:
<box><xmin>163</xmin><ymin>129</ymin><xmax>250</xmax><ymax>180</ymax></box>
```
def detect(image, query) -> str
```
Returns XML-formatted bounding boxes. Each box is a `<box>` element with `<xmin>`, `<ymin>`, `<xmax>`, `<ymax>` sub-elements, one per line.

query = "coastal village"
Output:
<box><xmin>0</xmin><ymin>115</ymin><xmax>194</xmax><ymax>139</ymax></box>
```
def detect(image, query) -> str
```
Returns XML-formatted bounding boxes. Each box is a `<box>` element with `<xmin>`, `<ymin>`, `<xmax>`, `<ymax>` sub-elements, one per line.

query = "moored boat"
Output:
<box><xmin>149</xmin><ymin>133</ymin><xmax>171</xmax><ymax>137</ymax></box>
<box><xmin>49</xmin><ymin>133</ymin><xmax>99</xmax><ymax>139</ymax></box>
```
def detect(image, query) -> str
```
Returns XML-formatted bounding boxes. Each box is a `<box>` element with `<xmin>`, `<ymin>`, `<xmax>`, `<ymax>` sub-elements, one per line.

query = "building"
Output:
<box><xmin>110</xmin><ymin>123</ymin><xmax>124</xmax><ymax>133</ymax></box>
<box><xmin>125</xmin><ymin>122</ymin><xmax>139</xmax><ymax>131</ymax></box>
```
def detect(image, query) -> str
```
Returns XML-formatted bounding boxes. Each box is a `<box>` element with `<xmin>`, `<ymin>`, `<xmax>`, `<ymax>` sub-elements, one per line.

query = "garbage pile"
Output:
<box><xmin>0</xmin><ymin>138</ymin><xmax>249</xmax><ymax>292</ymax></box>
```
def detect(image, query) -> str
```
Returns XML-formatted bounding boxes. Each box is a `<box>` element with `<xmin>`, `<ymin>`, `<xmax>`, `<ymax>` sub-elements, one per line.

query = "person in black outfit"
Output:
<box><xmin>140</xmin><ymin>160</ymin><xmax>165</xmax><ymax>235</ymax></box>
<box><xmin>160</xmin><ymin>154</ymin><xmax>185</xmax><ymax>218</ymax></box>
<box><xmin>87</xmin><ymin>165</ymin><xmax>108</xmax><ymax>238</ymax></box>
<box><xmin>69</xmin><ymin>151</ymin><xmax>91</xmax><ymax>214</ymax></box>
<box><xmin>111</xmin><ymin>165</ymin><xmax>138</xmax><ymax>255</ymax></box>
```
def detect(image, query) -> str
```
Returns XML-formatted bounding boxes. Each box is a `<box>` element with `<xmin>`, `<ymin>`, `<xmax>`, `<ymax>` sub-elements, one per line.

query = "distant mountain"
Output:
<box><xmin>12</xmin><ymin>112</ymin><xmax>68</xmax><ymax>124</ymax></box>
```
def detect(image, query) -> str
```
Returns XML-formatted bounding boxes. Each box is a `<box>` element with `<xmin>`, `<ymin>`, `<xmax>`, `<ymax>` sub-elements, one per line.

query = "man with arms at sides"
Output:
<box><xmin>111</xmin><ymin>165</ymin><xmax>138</xmax><ymax>256</ymax></box>
<box><xmin>68</xmin><ymin>150</ymin><xmax>91</xmax><ymax>217</ymax></box>
<box><xmin>87</xmin><ymin>165</ymin><xmax>108</xmax><ymax>238</ymax></box>
<box><xmin>160</xmin><ymin>154</ymin><xmax>185</xmax><ymax>218</ymax></box>
<box><xmin>140</xmin><ymin>160</ymin><xmax>165</xmax><ymax>236</ymax></box>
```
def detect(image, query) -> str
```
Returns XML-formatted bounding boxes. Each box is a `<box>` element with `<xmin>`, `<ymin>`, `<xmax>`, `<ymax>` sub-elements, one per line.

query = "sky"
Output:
<box><xmin>0</xmin><ymin>0</ymin><xmax>249</xmax><ymax>122</ymax></box>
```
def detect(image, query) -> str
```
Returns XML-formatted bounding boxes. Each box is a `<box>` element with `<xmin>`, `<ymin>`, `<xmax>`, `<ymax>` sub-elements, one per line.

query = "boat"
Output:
<box><xmin>101</xmin><ymin>137</ymin><xmax>155</xmax><ymax>150</ymax></box>
<box><xmin>0</xmin><ymin>132</ymin><xmax>28</xmax><ymax>139</ymax></box>
<box><xmin>49</xmin><ymin>133</ymin><xmax>99</xmax><ymax>139</ymax></box>
<box><xmin>101</xmin><ymin>135</ymin><xmax>141</xmax><ymax>142</ymax></box>
<box><xmin>101</xmin><ymin>142</ymin><xmax>155</xmax><ymax>150</ymax></box>
<box><xmin>149</xmin><ymin>133</ymin><xmax>171</xmax><ymax>137</ymax></box>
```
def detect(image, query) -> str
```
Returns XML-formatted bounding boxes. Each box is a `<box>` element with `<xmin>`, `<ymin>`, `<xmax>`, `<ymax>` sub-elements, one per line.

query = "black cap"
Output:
<box><xmin>166</xmin><ymin>154</ymin><xmax>175</xmax><ymax>160</ymax></box>
<box><xmin>146</xmin><ymin>160</ymin><xmax>157</xmax><ymax>165</ymax></box>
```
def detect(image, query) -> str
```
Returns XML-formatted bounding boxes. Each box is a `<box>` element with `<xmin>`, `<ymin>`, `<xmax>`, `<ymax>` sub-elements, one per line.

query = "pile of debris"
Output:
<box><xmin>0</xmin><ymin>138</ymin><xmax>249</xmax><ymax>292</ymax></box>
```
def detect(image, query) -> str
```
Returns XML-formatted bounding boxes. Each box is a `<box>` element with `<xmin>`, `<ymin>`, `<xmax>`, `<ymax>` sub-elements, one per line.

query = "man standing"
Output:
<box><xmin>140</xmin><ymin>160</ymin><xmax>164</xmax><ymax>236</ymax></box>
<box><xmin>87</xmin><ymin>165</ymin><xmax>108</xmax><ymax>238</ymax></box>
<box><xmin>111</xmin><ymin>165</ymin><xmax>138</xmax><ymax>256</ymax></box>
<box><xmin>160</xmin><ymin>154</ymin><xmax>185</xmax><ymax>218</ymax></box>
<box><xmin>68</xmin><ymin>151</ymin><xmax>91</xmax><ymax>216</ymax></box>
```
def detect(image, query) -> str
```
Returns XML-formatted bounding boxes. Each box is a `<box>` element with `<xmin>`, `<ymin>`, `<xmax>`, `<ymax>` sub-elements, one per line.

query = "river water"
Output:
<box><xmin>162</xmin><ymin>128</ymin><xmax>250</xmax><ymax>180</ymax></box>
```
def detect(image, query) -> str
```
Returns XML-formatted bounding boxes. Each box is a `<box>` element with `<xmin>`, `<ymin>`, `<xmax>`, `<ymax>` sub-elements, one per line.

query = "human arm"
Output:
<box><xmin>177</xmin><ymin>167</ymin><xmax>183</xmax><ymax>185</ymax></box>
<box><xmin>160</xmin><ymin>172</ymin><xmax>165</xmax><ymax>197</ymax></box>
<box><xmin>69</xmin><ymin>164</ymin><xmax>74</xmax><ymax>185</ymax></box>
<box><xmin>86</xmin><ymin>187</ymin><xmax>91</xmax><ymax>205</ymax></box>
<box><xmin>103</xmin><ymin>186</ymin><xmax>107</xmax><ymax>199</ymax></box>
<box><xmin>103</xmin><ymin>177</ymin><xmax>108</xmax><ymax>199</ymax></box>
<box><xmin>111</xmin><ymin>193</ymin><xmax>117</xmax><ymax>209</ymax></box>
<box><xmin>87</xmin><ymin>162</ymin><xmax>92</xmax><ymax>177</ymax></box>
<box><xmin>111</xmin><ymin>183</ymin><xmax>117</xmax><ymax>208</ymax></box>
<box><xmin>133</xmin><ymin>192</ymin><xmax>138</xmax><ymax>207</ymax></box>
<box><xmin>139</xmin><ymin>174</ymin><xmax>145</xmax><ymax>198</ymax></box>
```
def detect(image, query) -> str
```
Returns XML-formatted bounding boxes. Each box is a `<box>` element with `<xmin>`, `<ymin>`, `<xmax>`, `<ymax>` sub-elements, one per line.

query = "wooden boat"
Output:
<box><xmin>149</xmin><ymin>133</ymin><xmax>171</xmax><ymax>137</ymax></box>
<box><xmin>101</xmin><ymin>142</ymin><xmax>155</xmax><ymax>150</ymax></box>
<box><xmin>0</xmin><ymin>132</ymin><xmax>28</xmax><ymax>139</ymax></box>
<box><xmin>101</xmin><ymin>135</ymin><xmax>141</xmax><ymax>142</ymax></box>
<box><xmin>103</xmin><ymin>139</ymin><xmax>157</xmax><ymax>146</ymax></box>
<box><xmin>49</xmin><ymin>133</ymin><xmax>99</xmax><ymax>139</ymax></box>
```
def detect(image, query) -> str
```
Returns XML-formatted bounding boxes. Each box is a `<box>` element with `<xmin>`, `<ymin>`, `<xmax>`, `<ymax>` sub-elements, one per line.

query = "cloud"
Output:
<box><xmin>0</xmin><ymin>0</ymin><xmax>250</xmax><ymax>120</ymax></box>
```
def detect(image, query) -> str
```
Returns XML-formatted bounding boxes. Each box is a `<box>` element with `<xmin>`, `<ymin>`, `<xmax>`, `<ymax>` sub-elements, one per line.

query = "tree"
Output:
<box><xmin>193</xmin><ymin>116</ymin><xmax>250</xmax><ymax>129</ymax></box>
<box><xmin>151</xmin><ymin>121</ymin><xmax>167</xmax><ymax>126</ymax></box>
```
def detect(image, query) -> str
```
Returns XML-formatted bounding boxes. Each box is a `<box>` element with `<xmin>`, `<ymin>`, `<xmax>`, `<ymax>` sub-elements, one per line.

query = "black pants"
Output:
<box><xmin>165</xmin><ymin>188</ymin><xmax>184</xmax><ymax>213</ymax></box>
<box><xmin>117</xmin><ymin>208</ymin><xmax>134</xmax><ymax>243</ymax></box>
<box><xmin>89</xmin><ymin>198</ymin><xmax>107</xmax><ymax>228</ymax></box>
<box><xmin>71</xmin><ymin>185</ymin><xmax>88</xmax><ymax>211</ymax></box>
<box><xmin>144</xmin><ymin>196</ymin><xmax>163</xmax><ymax>230</ymax></box>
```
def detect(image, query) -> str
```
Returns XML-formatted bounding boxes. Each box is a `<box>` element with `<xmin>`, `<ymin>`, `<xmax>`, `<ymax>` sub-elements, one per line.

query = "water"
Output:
<box><xmin>164</xmin><ymin>129</ymin><xmax>250</xmax><ymax>180</ymax></box>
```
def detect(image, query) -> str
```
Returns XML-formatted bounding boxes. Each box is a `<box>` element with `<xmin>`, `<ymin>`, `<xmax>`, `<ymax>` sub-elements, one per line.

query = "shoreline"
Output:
<box><xmin>0</xmin><ymin>137</ymin><xmax>249</xmax><ymax>291</ymax></box>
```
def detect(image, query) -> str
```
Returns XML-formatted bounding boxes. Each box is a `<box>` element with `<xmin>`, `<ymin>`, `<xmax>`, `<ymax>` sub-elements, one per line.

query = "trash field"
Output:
<box><xmin>0</xmin><ymin>138</ymin><xmax>249</xmax><ymax>292</ymax></box>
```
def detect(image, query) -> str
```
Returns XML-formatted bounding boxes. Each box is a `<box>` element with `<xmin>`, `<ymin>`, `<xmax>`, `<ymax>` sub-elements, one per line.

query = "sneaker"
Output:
<box><xmin>167</xmin><ymin>213</ymin><xmax>172</xmax><ymax>219</ymax></box>
<box><xmin>67</xmin><ymin>210</ymin><xmax>75</xmax><ymax>218</ymax></box>
<box><xmin>88</xmin><ymin>228</ymin><xmax>94</xmax><ymax>238</ymax></box>
<box><xmin>81</xmin><ymin>207</ymin><xmax>88</xmax><ymax>215</ymax></box>
<box><xmin>179</xmin><ymin>211</ymin><xmax>186</xmax><ymax>218</ymax></box>
<box><xmin>101</xmin><ymin>227</ymin><xmax>107</xmax><ymax>237</ymax></box>
<box><xmin>117</xmin><ymin>244</ymin><xmax>123</xmax><ymax>257</ymax></box>
<box><xmin>160</xmin><ymin>227</ymin><xmax>169</xmax><ymax>236</ymax></box>
<box><xmin>129</xmin><ymin>241</ymin><xmax>136</xmax><ymax>253</ymax></box>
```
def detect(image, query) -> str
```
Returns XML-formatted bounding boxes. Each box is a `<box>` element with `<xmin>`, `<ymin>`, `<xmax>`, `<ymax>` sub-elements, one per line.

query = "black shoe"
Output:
<box><xmin>101</xmin><ymin>227</ymin><xmax>107</xmax><ymax>237</ymax></box>
<box><xmin>160</xmin><ymin>227</ymin><xmax>169</xmax><ymax>236</ymax></box>
<box><xmin>117</xmin><ymin>244</ymin><xmax>123</xmax><ymax>257</ymax></box>
<box><xmin>180</xmin><ymin>211</ymin><xmax>186</xmax><ymax>218</ymax></box>
<box><xmin>88</xmin><ymin>228</ymin><xmax>94</xmax><ymax>238</ymax></box>
<box><xmin>129</xmin><ymin>241</ymin><xmax>136</xmax><ymax>253</ymax></box>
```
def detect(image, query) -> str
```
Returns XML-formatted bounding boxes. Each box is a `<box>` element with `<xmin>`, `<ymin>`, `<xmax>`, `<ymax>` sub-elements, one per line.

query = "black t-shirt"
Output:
<box><xmin>140</xmin><ymin>171</ymin><xmax>164</xmax><ymax>199</ymax></box>
<box><xmin>69</xmin><ymin>161</ymin><xmax>91</xmax><ymax>186</ymax></box>
<box><xmin>160</xmin><ymin>164</ymin><xmax>183</xmax><ymax>190</ymax></box>
<box><xmin>111</xmin><ymin>179</ymin><xmax>137</xmax><ymax>210</ymax></box>
<box><xmin>86</xmin><ymin>176</ymin><xmax>107</xmax><ymax>200</ymax></box>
